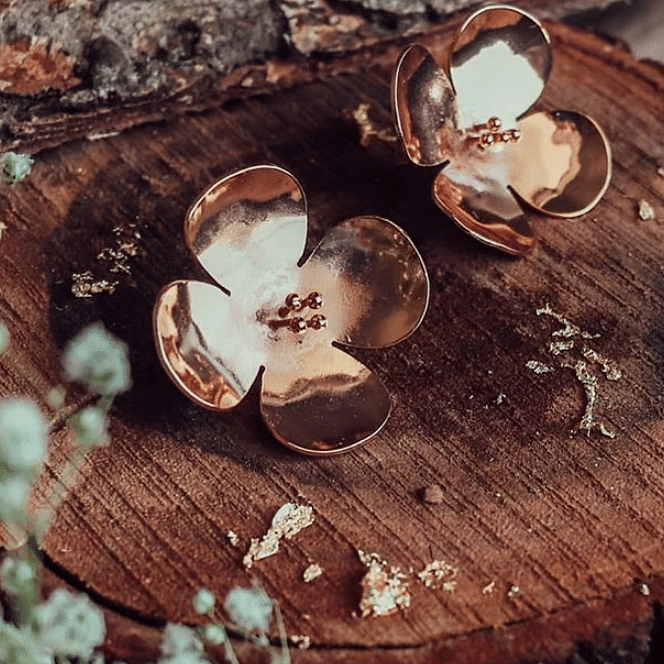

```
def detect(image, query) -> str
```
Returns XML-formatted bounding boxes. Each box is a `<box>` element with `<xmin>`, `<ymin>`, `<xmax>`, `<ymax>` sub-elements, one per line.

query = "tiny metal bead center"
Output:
<box><xmin>475</xmin><ymin>117</ymin><xmax>521</xmax><ymax>150</ymax></box>
<box><xmin>270</xmin><ymin>292</ymin><xmax>327</xmax><ymax>334</ymax></box>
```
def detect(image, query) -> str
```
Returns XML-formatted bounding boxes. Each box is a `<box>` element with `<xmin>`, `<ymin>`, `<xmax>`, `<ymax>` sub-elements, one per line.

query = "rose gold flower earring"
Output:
<box><xmin>391</xmin><ymin>4</ymin><xmax>612</xmax><ymax>256</ymax></box>
<box><xmin>153</xmin><ymin>165</ymin><xmax>429</xmax><ymax>456</ymax></box>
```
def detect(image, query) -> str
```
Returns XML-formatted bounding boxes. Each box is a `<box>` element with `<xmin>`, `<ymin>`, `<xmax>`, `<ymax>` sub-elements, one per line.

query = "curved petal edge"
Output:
<box><xmin>510</xmin><ymin>110</ymin><xmax>612</xmax><ymax>218</ymax></box>
<box><xmin>451</xmin><ymin>5</ymin><xmax>552</xmax><ymax>128</ymax></box>
<box><xmin>300</xmin><ymin>215</ymin><xmax>430</xmax><ymax>349</ymax></box>
<box><xmin>153</xmin><ymin>280</ymin><xmax>263</xmax><ymax>411</ymax></box>
<box><xmin>184</xmin><ymin>165</ymin><xmax>308</xmax><ymax>294</ymax></box>
<box><xmin>392</xmin><ymin>43</ymin><xmax>459</xmax><ymax>166</ymax></box>
<box><xmin>260</xmin><ymin>346</ymin><xmax>391</xmax><ymax>456</ymax></box>
<box><xmin>432</xmin><ymin>170</ymin><xmax>536</xmax><ymax>256</ymax></box>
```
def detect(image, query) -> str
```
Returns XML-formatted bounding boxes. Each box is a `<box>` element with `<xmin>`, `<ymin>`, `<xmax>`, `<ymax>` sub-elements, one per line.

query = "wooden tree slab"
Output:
<box><xmin>2</xmin><ymin>16</ymin><xmax>664</xmax><ymax>664</ymax></box>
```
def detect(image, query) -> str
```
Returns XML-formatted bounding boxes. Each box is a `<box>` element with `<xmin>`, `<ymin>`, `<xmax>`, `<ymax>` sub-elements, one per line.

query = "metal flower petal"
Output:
<box><xmin>392</xmin><ymin>4</ymin><xmax>611</xmax><ymax>256</ymax></box>
<box><xmin>153</xmin><ymin>165</ymin><xmax>429</xmax><ymax>454</ymax></box>
<box><xmin>392</xmin><ymin>44</ymin><xmax>459</xmax><ymax>167</ymax></box>
<box><xmin>508</xmin><ymin>111</ymin><xmax>612</xmax><ymax>217</ymax></box>
<box><xmin>299</xmin><ymin>216</ymin><xmax>429</xmax><ymax>349</ymax></box>
<box><xmin>450</xmin><ymin>5</ymin><xmax>552</xmax><ymax>129</ymax></box>
<box><xmin>261</xmin><ymin>343</ymin><xmax>391</xmax><ymax>456</ymax></box>
<box><xmin>185</xmin><ymin>164</ymin><xmax>308</xmax><ymax>295</ymax></box>
<box><xmin>154</xmin><ymin>280</ymin><xmax>265</xmax><ymax>410</ymax></box>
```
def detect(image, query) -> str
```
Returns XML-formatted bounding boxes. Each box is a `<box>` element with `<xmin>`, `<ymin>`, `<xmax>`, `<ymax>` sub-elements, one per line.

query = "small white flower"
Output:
<box><xmin>0</xmin><ymin>556</ymin><xmax>34</xmax><ymax>596</ymax></box>
<box><xmin>70</xmin><ymin>405</ymin><xmax>109</xmax><ymax>452</ymax></box>
<box><xmin>0</xmin><ymin>152</ymin><xmax>34</xmax><ymax>185</ymax></box>
<box><xmin>159</xmin><ymin>623</ymin><xmax>210</xmax><ymax>663</ymax></box>
<box><xmin>0</xmin><ymin>621</ymin><xmax>52</xmax><ymax>664</ymax></box>
<box><xmin>160</xmin><ymin>623</ymin><xmax>204</xmax><ymax>658</ymax></box>
<box><xmin>201</xmin><ymin>623</ymin><xmax>225</xmax><ymax>645</ymax></box>
<box><xmin>63</xmin><ymin>323</ymin><xmax>131</xmax><ymax>396</ymax></box>
<box><xmin>0</xmin><ymin>397</ymin><xmax>48</xmax><ymax>474</ymax></box>
<box><xmin>224</xmin><ymin>586</ymin><xmax>273</xmax><ymax>634</ymax></box>
<box><xmin>34</xmin><ymin>588</ymin><xmax>105</xmax><ymax>661</ymax></box>
<box><xmin>0</xmin><ymin>476</ymin><xmax>31</xmax><ymax>524</ymax></box>
<box><xmin>192</xmin><ymin>588</ymin><xmax>215</xmax><ymax>615</ymax></box>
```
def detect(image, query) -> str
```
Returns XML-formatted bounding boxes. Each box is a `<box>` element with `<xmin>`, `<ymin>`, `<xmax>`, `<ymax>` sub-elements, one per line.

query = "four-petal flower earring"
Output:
<box><xmin>153</xmin><ymin>165</ymin><xmax>430</xmax><ymax>455</ymax></box>
<box><xmin>391</xmin><ymin>4</ymin><xmax>612</xmax><ymax>256</ymax></box>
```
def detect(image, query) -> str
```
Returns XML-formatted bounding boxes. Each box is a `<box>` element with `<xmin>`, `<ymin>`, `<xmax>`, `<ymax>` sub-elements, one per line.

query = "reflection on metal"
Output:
<box><xmin>153</xmin><ymin>165</ymin><xmax>430</xmax><ymax>456</ymax></box>
<box><xmin>392</xmin><ymin>4</ymin><xmax>611</xmax><ymax>256</ymax></box>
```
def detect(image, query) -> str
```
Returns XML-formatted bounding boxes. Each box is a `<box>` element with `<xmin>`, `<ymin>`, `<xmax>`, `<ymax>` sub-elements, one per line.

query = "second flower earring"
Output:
<box><xmin>391</xmin><ymin>4</ymin><xmax>612</xmax><ymax>256</ymax></box>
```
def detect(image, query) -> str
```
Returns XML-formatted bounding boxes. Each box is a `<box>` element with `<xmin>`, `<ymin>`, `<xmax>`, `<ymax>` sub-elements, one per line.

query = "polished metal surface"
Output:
<box><xmin>392</xmin><ymin>44</ymin><xmax>459</xmax><ymax>167</ymax></box>
<box><xmin>451</xmin><ymin>5</ymin><xmax>552</xmax><ymax>129</ymax></box>
<box><xmin>185</xmin><ymin>165</ymin><xmax>308</xmax><ymax>294</ymax></box>
<box><xmin>392</xmin><ymin>4</ymin><xmax>611</xmax><ymax>256</ymax></box>
<box><xmin>154</xmin><ymin>280</ymin><xmax>263</xmax><ymax>411</ymax></box>
<box><xmin>153</xmin><ymin>165</ymin><xmax>430</xmax><ymax>456</ymax></box>
<box><xmin>510</xmin><ymin>111</ymin><xmax>612</xmax><ymax>217</ymax></box>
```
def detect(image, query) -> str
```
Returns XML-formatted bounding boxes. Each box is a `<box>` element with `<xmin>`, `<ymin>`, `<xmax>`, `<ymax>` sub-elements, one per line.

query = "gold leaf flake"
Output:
<box><xmin>303</xmin><ymin>563</ymin><xmax>323</xmax><ymax>583</ymax></box>
<box><xmin>71</xmin><ymin>271</ymin><xmax>118</xmax><ymax>298</ymax></box>
<box><xmin>507</xmin><ymin>584</ymin><xmax>520</xmax><ymax>598</ymax></box>
<box><xmin>526</xmin><ymin>360</ymin><xmax>553</xmax><ymax>374</ymax></box>
<box><xmin>243</xmin><ymin>503</ymin><xmax>314</xmax><ymax>569</ymax></box>
<box><xmin>638</xmin><ymin>199</ymin><xmax>655</xmax><ymax>221</ymax></box>
<box><xmin>291</xmin><ymin>634</ymin><xmax>311</xmax><ymax>649</ymax></box>
<box><xmin>482</xmin><ymin>580</ymin><xmax>496</xmax><ymax>595</ymax></box>
<box><xmin>358</xmin><ymin>551</ymin><xmax>410</xmax><ymax>618</ymax></box>
<box><xmin>549</xmin><ymin>339</ymin><xmax>574</xmax><ymax>356</ymax></box>
<box><xmin>346</xmin><ymin>102</ymin><xmax>397</xmax><ymax>148</ymax></box>
<box><xmin>417</xmin><ymin>560</ymin><xmax>458</xmax><ymax>592</ymax></box>
<box><xmin>536</xmin><ymin>304</ymin><xmax>599</xmax><ymax>340</ymax></box>
<box><xmin>582</xmin><ymin>348</ymin><xmax>622</xmax><ymax>381</ymax></box>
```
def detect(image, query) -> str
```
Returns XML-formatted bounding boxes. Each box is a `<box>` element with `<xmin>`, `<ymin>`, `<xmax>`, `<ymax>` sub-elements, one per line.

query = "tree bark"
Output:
<box><xmin>0</xmin><ymin>0</ymin><xmax>621</xmax><ymax>152</ymax></box>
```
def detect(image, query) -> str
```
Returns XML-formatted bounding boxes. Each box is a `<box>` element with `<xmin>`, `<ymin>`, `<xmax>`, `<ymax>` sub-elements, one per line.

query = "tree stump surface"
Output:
<box><xmin>1</xmin><ymin>15</ymin><xmax>664</xmax><ymax>664</ymax></box>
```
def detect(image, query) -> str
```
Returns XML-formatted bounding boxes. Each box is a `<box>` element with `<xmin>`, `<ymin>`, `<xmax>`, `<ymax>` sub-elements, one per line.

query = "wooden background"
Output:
<box><xmin>1</xmin><ymin>9</ymin><xmax>664</xmax><ymax>664</ymax></box>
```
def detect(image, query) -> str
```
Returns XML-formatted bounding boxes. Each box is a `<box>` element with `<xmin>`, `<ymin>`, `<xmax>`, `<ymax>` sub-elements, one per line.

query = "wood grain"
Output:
<box><xmin>2</xmin><ymin>18</ymin><xmax>664</xmax><ymax>664</ymax></box>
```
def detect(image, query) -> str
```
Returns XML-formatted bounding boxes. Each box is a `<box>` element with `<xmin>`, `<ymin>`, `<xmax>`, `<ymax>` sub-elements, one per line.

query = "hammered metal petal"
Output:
<box><xmin>185</xmin><ymin>165</ymin><xmax>308</xmax><ymax>294</ymax></box>
<box><xmin>261</xmin><ymin>344</ymin><xmax>391</xmax><ymax>456</ymax></box>
<box><xmin>299</xmin><ymin>216</ymin><xmax>429</xmax><ymax>348</ymax></box>
<box><xmin>392</xmin><ymin>44</ymin><xmax>459</xmax><ymax>167</ymax></box>
<box><xmin>451</xmin><ymin>5</ymin><xmax>552</xmax><ymax>129</ymax></box>
<box><xmin>432</xmin><ymin>170</ymin><xmax>535</xmax><ymax>256</ymax></box>
<box><xmin>153</xmin><ymin>280</ymin><xmax>264</xmax><ymax>410</ymax></box>
<box><xmin>509</xmin><ymin>110</ymin><xmax>612</xmax><ymax>217</ymax></box>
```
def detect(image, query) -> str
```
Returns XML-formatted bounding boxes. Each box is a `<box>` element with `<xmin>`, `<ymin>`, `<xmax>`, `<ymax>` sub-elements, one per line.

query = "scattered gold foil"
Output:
<box><xmin>243</xmin><ymin>503</ymin><xmax>314</xmax><ymax>569</ymax></box>
<box><xmin>71</xmin><ymin>223</ymin><xmax>141</xmax><ymax>298</ymax></box>
<box><xmin>71</xmin><ymin>271</ymin><xmax>118</xmax><ymax>298</ymax></box>
<box><xmin>346</xmin><ymin>102</ymin><xmax>397</xmax><ymax>148</ymax></box>
<box><xmin>417</xmin><ymin>560</ymin><xmax>458</xmax><ymax>591</ymax></box>
<box><xmin>533</xmin><ymin>305</ymin><xmax>622</xmax><ymax>435</ymax></box>
<box><xmin>358</xmin><ymin>551</ymin><xmax>411</xmax><ymax>618</ymax></box>
<box><xmin>303</xmin><ymin>563</ymin><xmax>323</xmax><ymax>583</ymax></box>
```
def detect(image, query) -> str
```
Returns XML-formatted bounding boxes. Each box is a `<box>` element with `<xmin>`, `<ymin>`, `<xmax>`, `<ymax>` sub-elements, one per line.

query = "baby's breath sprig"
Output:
<box><xmin>0</xmin><ymin>152</ymin><xmax>33</xmax><ymax>185</ymax></box>
<box><xmin>189</xmin><ymin>586</ymin><xmax>292</xmax><ymax>664</ymax></box>
<box><xmin>63</xmin><ymin>322</ymin><xmax>131</xmax><ymax>454</ymax></box>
